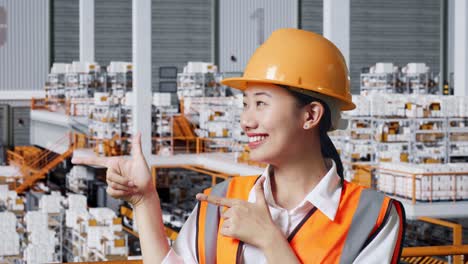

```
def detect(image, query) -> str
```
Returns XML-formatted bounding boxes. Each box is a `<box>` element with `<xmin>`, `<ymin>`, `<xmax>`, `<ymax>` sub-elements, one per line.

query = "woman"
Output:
<box><xmin>73</xmin><ymin>28</ymin><xmax>405</xmax><ymax>263</ymax></box>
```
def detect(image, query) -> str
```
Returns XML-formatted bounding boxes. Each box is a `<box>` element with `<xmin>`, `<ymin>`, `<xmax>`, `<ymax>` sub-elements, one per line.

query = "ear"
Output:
<box><xmin>302</xmin><ymin>101</ymin><xmax>324</xmax><ymax>130</ymax></box>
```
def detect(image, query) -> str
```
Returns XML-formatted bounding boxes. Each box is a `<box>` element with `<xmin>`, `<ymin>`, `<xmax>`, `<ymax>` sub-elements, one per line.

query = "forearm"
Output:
<box><xmin>134</xmin><ymin>190</ymin><xmax>171</xmax><ymax>263</ymax></box>
<box><xmin>261</xmin><ymin>229</ymin><xmax>301</xmax><ymax>264</ymax></box>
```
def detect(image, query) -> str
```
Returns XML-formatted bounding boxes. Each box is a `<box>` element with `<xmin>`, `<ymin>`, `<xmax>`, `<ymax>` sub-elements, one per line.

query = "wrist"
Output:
<box><xmin>134</xmin><ymin>188</ymin><xmax>159</xmax><ymax>208</ymax></box>
<box><xmin>259</xmin><ymin>225</ymin><xmax>285</xmax><ymax>251</ymax></box>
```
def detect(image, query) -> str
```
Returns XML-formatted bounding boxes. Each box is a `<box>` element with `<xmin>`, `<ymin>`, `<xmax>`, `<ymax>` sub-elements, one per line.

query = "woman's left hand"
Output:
<box><xmin>196</xmin><ymin>177</ymin><xmax>282</xmax><ymax>250</ymax></box>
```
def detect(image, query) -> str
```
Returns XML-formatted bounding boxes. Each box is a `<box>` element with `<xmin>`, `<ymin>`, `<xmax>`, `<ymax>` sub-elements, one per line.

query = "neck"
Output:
<box><xmin>269</xmin><ymin>152</ymin><xmax>329</xmax><ymax>210</ymax></box>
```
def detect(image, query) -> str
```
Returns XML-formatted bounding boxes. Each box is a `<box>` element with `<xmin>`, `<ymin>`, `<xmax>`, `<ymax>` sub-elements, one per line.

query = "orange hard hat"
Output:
<box><xmin>221</xmin><ymin>28</ymin><xmax>355</xmax><ymax>111</ymax></box>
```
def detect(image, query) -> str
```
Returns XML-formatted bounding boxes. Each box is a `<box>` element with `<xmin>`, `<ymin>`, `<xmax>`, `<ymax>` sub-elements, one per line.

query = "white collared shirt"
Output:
<box><xmin>162</xmin><ymin>160</ymin><xmax>401</xmax><ymax>263</ymax></box>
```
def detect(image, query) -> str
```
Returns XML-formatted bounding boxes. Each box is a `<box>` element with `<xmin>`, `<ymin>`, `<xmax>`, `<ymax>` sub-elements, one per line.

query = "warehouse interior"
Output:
<box><xmin>1</xmin><ymin>0</ymin><xmax>468</xmax><ymax>263</ymax></box>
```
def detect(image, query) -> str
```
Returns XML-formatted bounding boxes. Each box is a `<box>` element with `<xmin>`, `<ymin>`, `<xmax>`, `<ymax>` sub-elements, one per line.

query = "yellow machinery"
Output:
<box><xmin>401</xmin><ymin>217</ymin><xmax>468</xmax><ymax>264</ymax></box>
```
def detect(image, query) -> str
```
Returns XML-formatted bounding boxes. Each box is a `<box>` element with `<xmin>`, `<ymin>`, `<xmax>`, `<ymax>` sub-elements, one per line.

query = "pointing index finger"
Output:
<box><xmin>196</xmin><ymin>193</ymin><xmax>240</xmax><ymax>208</ymax></box>
<box><xmin>72</xmin><ymin>156</ymin><xmax>109</xmax><ymax>167</ymax></box>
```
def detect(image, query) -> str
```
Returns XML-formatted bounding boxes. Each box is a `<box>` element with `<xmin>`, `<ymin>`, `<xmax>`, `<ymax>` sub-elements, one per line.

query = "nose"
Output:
<box><xmin>240</xmin><ymin>108</ymin><xmax>258</xmax><ymax>131</ymax></box>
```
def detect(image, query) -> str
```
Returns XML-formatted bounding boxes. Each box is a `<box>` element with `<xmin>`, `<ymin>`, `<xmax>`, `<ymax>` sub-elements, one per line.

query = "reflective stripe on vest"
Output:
<box><xmin>339</xmin><ymin>189</ymin><xmax>385</xmax><ymax>263</ymax></box>
<box><xmin>196</xmin><ymin>178</ymin><xmax>404</xmax><ymax>264</ymax></box>
<box><xmin>196</xmin><ymin>176</ymin><xmax>260</xmax><ymax>264</ymax></box>
<box><xmin>196</xmin><ymin>179</ymin><xmax>230</xmax><ymax>264</ymax></box>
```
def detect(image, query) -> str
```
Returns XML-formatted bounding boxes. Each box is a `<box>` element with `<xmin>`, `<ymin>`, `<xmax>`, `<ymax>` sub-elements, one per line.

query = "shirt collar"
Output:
<box><xmin>248</xmin><ymin>159</ymin><xmax>342</xmax><ymax>221</ymax></box>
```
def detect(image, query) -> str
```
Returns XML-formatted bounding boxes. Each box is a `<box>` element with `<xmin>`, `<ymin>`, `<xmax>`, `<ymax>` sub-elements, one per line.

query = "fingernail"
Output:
<box><xmin>128</xmin><ymin>181</ymin><xmax>135</xmax><ymax>187</ymax></box>
<box><xmin>196</xmin><ymin>193</ymin><xmax>205</xmax><ymax>200</ymax></box>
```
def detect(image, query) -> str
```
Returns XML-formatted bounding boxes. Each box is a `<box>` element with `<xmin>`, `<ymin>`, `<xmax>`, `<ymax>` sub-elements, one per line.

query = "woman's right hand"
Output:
<box><xmin>72</xmin><ymin>132</ymin><xmax>156</xmax><ymax>207</ymax></box>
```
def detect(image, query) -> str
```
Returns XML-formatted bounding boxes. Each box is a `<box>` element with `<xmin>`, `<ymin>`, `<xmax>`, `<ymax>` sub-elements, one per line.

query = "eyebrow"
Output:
<box><xmin>243</xmin><ymin>92</ymin><xmax>272</xmax><ymax>97</ymax></box>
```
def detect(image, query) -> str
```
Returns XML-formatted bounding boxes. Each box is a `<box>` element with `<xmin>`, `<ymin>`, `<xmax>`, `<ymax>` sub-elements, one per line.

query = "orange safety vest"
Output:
<box><xmin>196</xmin><ymin>176</ymin><xmax>405</xmax><ymax>264</ymax></box>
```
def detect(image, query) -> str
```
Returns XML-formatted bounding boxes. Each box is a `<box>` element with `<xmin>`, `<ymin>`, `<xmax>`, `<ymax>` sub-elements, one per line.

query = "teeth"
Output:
<box><xmin>249</xmin><ymin>135</ymin><xmax>267</xmax><ymax>143</ymax></box>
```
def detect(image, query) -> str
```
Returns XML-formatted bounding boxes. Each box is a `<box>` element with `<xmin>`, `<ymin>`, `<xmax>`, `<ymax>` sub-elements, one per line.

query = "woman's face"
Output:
<box><xmin>241</xmin><ymin>83</ymin><xmax>306</xmax><ymax>164</ymax></box>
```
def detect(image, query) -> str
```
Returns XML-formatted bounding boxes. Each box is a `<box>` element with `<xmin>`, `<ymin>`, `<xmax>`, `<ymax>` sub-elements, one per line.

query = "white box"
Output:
<box><xmin>374</xmin><ymin>63</ymin><xmax>394</xmax><ymax>74</ymax></box>
<box><xmin>406</xmin><ymin>63</ymin><xmax>428</xmax><ymax>74</ymax></box>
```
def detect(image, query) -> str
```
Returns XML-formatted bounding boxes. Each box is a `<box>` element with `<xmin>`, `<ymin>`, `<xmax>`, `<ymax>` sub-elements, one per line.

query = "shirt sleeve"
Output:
<box><xmin>353</xmin><ymin>205</ymin><xmax>402</xmax><ymax>264</ymax></box>
<box><xmin>161</xmin><ymin>204</ymin><xmax>199</xmax><ymax>264</ymax></box>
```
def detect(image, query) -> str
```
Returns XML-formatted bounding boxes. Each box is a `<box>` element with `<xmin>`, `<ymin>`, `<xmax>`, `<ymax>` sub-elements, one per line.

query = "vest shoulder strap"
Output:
<box><xmin>196</xmin><ymin>175</ymin><xmax>261</xmax><ymax>264</ymax></box>
<box><xmin>339</xmin><ymin>186</ymin><xmax>388</xmax><ymax>263</ymax></box>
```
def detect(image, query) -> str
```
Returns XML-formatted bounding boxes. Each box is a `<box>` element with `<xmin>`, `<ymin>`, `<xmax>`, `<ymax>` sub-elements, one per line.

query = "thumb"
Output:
<box><xmin>132</xmin><ymin>132</ymin><xmax>144</xmax><ymax>158</ymax></box>
<box><xmin>254</xmin><ymin>177</ymin><xmax>267</xmax><ymax>207</ymax></box>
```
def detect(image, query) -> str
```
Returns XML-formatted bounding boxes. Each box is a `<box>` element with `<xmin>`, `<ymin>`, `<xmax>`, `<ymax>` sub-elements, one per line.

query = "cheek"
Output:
<box><xmin>259</xmin><ymin>108</ymin><xmax>281</xmax><ymax>130</ymax></box>
<box><xmin>263</xmin><ymin>108</ymin><xmax>300</xmax><ymax>135</ymax></box>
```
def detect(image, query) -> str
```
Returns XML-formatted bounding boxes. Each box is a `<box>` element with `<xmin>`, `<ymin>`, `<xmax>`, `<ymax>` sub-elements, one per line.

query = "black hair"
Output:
<box><xmin>282</xmin><ymin>86</ymin><xmax>345</xmax><ymax>183</ymax></box>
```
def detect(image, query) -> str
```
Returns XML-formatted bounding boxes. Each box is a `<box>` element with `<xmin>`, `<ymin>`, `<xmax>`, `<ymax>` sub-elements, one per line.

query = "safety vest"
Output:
<box><xmin>195</xmin><ymin>176</ymin><xmax>405</xmax><ymax>264</ymax></box>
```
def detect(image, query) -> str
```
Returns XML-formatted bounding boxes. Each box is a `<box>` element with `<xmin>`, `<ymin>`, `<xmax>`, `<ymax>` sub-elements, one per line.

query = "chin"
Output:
<box><xmin>248</xmin><ymin>149</ymin><xmax>276</xmax><ymax>164</ymax></box>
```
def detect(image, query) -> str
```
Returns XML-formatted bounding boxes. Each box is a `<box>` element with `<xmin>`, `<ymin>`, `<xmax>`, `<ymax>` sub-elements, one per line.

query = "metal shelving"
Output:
<box><xmin>343</xmin><ymin>115</ymin><xmax>468</xmax><ymax>165</ymax></box>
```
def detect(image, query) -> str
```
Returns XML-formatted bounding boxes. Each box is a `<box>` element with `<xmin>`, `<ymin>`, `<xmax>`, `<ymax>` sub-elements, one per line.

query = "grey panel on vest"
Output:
<box><xmin>350</xmin><ymin>0</ymin><xmax>440</xmax><ymax>94</ymax></box>
<box><xmin>339</xmin><ymin>189</ymin><xmax>386</xmax><ymax>264</ymax></box>
<box><xmin>204</xmin><ymin>179</ymin><xmax>231</xmax><ymax>264</ymax></box>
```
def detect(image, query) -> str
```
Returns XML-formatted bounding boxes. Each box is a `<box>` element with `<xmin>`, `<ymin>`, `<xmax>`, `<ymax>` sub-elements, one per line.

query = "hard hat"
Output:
<box><xmin>221</xmin><ymin>28</ymin><xmax>356</xmax><ymax>111</ymax></box>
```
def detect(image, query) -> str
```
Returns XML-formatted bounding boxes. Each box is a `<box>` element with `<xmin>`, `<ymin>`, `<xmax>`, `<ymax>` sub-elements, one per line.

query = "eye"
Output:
<box><xmin>243</xmin><ymin>102</ymin><xmax>248</xmax><ymax>108</ymax></box>
<box><xmin>256</xmin><ymin>101</ymin><xmax>266</xmax><ymax>107</ymax></box>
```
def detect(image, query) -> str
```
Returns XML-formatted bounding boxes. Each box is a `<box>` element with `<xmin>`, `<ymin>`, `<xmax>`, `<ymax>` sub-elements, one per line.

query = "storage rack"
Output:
<box><xmin>360</xmin><ymin>63</ymin><xmax>439</xmax><ymax>95</ymax></box>
<box><xmin>448</xmin><ymin>117</ymin><xmax>468</xmax><ymax>163</ymax></box>
<box><xmin>48</xmin><ymin>212</ymin><xmax>64</xmax><ymax>263</ymax></box>
<box><xmin>177</xmin><ymin>72</ymin><xmax>225</xmax><ymax>99</ymax></box>
<box><xmin>373</xmin><ymin>118</ymin><xmax>412</xmax><ymax>163</ymax></box>
<box><xmin>360</xmin><ymin>72</ymin><xmax>402</xmax><ymax>95</ymax></box>
<box><xmin>153</xmin><ymin>106</ymin><xmax>177</xmax><ymax>155</ymax></box>
<box><xmin>343</xmin><ymin>116</ymin><xmax>468</xmax><ymax>164</ymax></box>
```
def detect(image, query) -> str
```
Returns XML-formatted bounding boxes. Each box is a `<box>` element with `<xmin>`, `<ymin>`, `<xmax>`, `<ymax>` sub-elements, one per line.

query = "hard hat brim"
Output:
<box><xmin>221</xmin><ymin>77</ymin><xmax>356</xmax><ymax>111</ymax></box>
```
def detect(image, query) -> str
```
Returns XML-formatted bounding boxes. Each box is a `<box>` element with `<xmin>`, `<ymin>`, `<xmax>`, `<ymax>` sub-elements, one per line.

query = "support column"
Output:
<box><xmin>132</xmin><ymin>0</ymin><xmax>152</xmax><ymax>159</ymax></box>
<box><xmin>79</xmin><ymin>0</ymin><xmax>94</xmax><ymax>62</ymax></box>
<box><xmin>439</xmin><ymin>0</ymin><xmax>448</xmax><ymax>93</ymax></box>
<box><xmin>323</xmin><ymin>0</ymin><xmax>350</xmax><ymax>67</ymax></box>
<box><xmin>454</xmin><ymin>0</ymin><xmax>468</xmax><ymax>96</ymax></box>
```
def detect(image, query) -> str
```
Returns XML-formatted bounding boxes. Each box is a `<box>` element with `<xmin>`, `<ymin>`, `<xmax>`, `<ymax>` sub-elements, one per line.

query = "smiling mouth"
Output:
<box><xmin>248</xmin><ymin>135</ymin><xmax>268</xmax><ymax>143</ymax></box>
<box><xmin>247</xmin><ymin>135</ymin><xmax>269</xmax><ymax>149</ymax></box>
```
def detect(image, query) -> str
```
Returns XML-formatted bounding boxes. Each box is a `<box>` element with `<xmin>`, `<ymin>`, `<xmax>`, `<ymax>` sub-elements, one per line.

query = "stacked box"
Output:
<box><xmin>67</xmin><ymin>166</ymin><xmax>93</xmax><ymax>194</ymax></box>
<box><xmin>377</xmin><ymin>143</ymin><xmax>409</xmax><ymax>163</ymax></box>
<box><xmin>24</xmin><ymin>210</ymin><xmax>59</xmax><ymax>263</ymax></box>
<box><xmin>68</xmin><ymin>194</ymin><xmax>88</xmax><ymax>210</ymax></box>
<box><xmin>65</xmin><ymin>205</ymin><xmax>128</xmax><ymax>260</ymax></box>
<box><xmin>445</xmin><ymin>96</ymin><xmax>468</xmax><ymax>117</ymax></box>
<box><xmin>0</xmin><ymin>212</ymin><xmax>20</xmax><ymax>256</ymax></box>
<box><xmin>350</xmin><ymin>94</ymin><xmax>468</xmax><ymax>119</ymax></box>
<box><xmin>0</xmin><ymin>190</ymin><xmax>22</xmax><ymax>211</ymax></box>
<box><xmin>348</xmin><ymin>95</ymin><xmax>371</xmax><ymax>116</ymax></box>
<box><xmin>153</xmin><ymin>93</ymin><xmax>172</xmax><ymax>107</ymax></box>
<box><xmin>66</xmin><ymin>209</ymin><xmax>88</xmax><ymax>229</ymax></box>
<box><xmin>24</xmin><ymin>244</ymin><xmax>55</xmax><ymax>264</ymax></box>
<box><xmin>370</xmin><ymin>94</ymin><xmax>407</xmax><ymax>117</ymax></box>
<box><xmin>39</xmin><ymin>191</ymin><xmax>64</xmax><ymax>213</ymax></box>
<box><xmin>376</xmin><ymin>162</ymin><xmax>468</xmax><ymax>201</ymax></box>
<box><xmin>29</xmin><ymin>228</ymin><xmax>57</xmax><ymax>245</ymax></box>
<box><xmin>25</xmin><ymin>211</ymin><xmax>48</xmax><ymax>232</ymax></box>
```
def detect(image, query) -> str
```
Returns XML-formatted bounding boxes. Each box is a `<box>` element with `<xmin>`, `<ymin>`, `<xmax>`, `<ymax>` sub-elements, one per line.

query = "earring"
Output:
<box><xmin>304</xmin><ymin>124</ymin><xmax>309</xmax><ymax>129</ymax></box>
